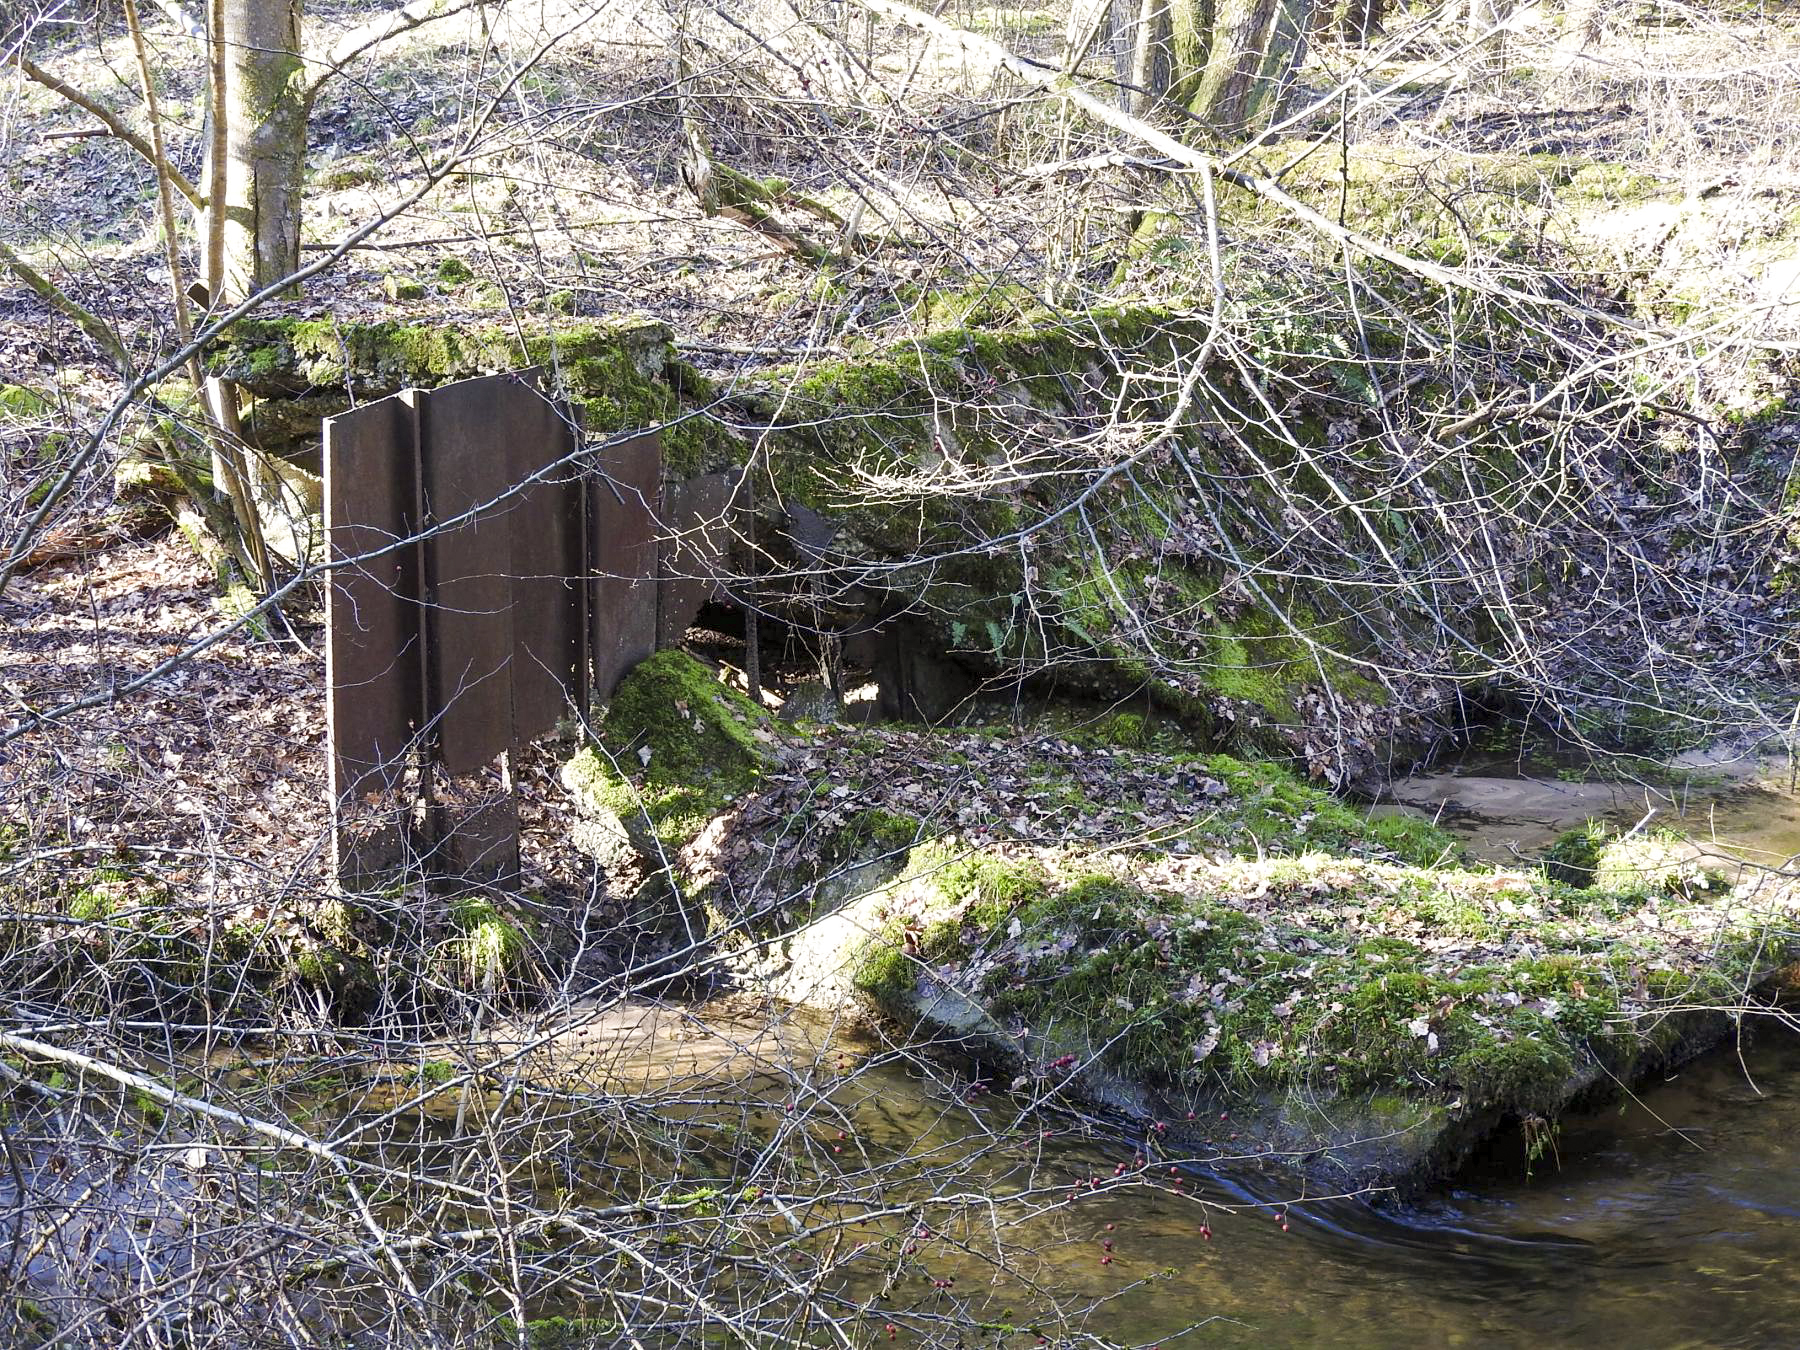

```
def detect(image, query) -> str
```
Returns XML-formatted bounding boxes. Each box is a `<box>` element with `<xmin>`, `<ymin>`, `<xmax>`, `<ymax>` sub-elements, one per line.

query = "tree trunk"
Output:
<box><xmin>1175</xmin><ymin>0</ymin><xmax>1312</xmax><ymax>134</ymax></box>
<box><xmin>1127</xmin><ymin>0</ymin><xmax>1172</xmax><ymax>114</ymax></box>
<box><xmin>1065</xmin><ymin>0</ymin><xmax>1157</xmax><ymax>111</ymax></box>
<box><xmin>1551</xmin><ymin>0</ymin><xmax>1605</xmax><ymax>78</ymax></box>
<box><xmin>1468</xmin><ymin>0</ymin><xmax>1512</xmax><ymax>77</ymax></box>
<box><xmin>1339</xmin><ymin>0</ymin><xmax>1385</xmax><ymax>43</ymax></box>
<box><xmin>217</xmin><ymin>0</ymin><xmax>307</xmax><ymax>302</ymax></box>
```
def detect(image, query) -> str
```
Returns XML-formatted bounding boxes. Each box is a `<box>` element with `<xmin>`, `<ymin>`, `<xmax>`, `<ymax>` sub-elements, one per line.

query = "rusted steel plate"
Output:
<box><xmin>658</xmin><ymin>471</ymin><xmax>732</xmax><ymax>648</ymax></box>
<box><xmin>333</xmin><ymin>820</ymin><xmax>410</xmax><ymax>893</ymax></box>
<box><xmin>323</xmin><ymin>393</ymin><xmax>423</xmax><ymax>804</ymax></box>
<box><xmin>416</xmin><ymin>377</ymin><xmax>518</xmax><ymax>775</ymax></box>
<box><xmin>589</xmin><ymin>430</ymin><xmax>661</xmax><ymax>700</ymax></box>
<box><xmin>507</xmin><ymin>380</ymin><xmax>585</xmax><ymax>743</ymax></box>
<box><xmin>430</xmin><ymin>795</ymin><xmax>520</xmax><ymax>890</ymax></box>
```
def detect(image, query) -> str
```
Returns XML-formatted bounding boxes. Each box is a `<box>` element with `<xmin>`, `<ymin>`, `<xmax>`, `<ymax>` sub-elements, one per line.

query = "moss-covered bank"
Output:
<box><xmin>842</xmin><ymin>822</ymin><xmax>1784</xmax><ymax>1189</ymax></box>
<box><xmin>609</xmin><ymin>660</ymin><xmax>1795</xmax><ymax>1190</ymax></box>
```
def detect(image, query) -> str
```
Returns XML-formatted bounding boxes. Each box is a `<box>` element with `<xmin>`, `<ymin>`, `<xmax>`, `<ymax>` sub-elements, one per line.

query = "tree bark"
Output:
<box><xmin>1176</xmin><ymin>0</ymin><xmax>1312</xmax><ymax>134</ymax></box>
<box><xmin>1339</xmin><ymin>0</ymin><xmax>1385</xmax><ymax>43</ymax></box>
<box><xmin>1085</xmin><ymin>0</ymin><xmax>1312</xmax><ymax>135</ymax></box>
<box><xmin>217</xmin><ymin>0</ymin><xmax>307</xmax><ymax>301</ymax></box>
<box><xmin>1468</xmin><ymin>0</ymin><xmax>1512</xmax><ymax>77</ymax></box>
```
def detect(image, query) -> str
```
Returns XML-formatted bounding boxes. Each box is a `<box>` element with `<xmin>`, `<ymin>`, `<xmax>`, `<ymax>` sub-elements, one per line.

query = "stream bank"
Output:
<box><xmin>562</xmin><ymin>650</ymin><xmax>1800</xmax><ymax>1195</ymax></box>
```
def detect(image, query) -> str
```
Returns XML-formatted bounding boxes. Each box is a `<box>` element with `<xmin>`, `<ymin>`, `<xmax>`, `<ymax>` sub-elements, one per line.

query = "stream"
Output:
<box><xmin>532</xmin><ymin>976</ymin><xmax>1800</xmax><ymax>1347</ymax></box>
<box><xmin>12</xmin><ymin>756</ymin><xmax>1800</xmax><ymax>1346</ymax></box>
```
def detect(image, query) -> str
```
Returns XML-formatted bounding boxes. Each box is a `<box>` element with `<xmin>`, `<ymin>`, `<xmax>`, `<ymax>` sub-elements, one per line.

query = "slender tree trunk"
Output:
<box><xmin>1340</xmin><ymin>0</ymin><xmax>1385</xmax><ymax>43</ymax></box>
<box><xmin>1127</xmin><ymin>0</ymin><xmax>1172</xmax><ymax>114</ymax></box>
<box><xmin>205</xmin><ymin>0</ymin><xmax>228</xmax><ymax>304</ymax></box>
<box><xmin>1551</xmin><ymin>0</ymin><xmax>1605</xmax><ymax>78</ymax></box>
<box><xmin>1066</xmin><ymin>0</ymin><xmax>1156</xmax><ymax>110</ymax></box>
<box><xmin>218</xmin><ymin>0</ymin><xmax>307</xmax><ymax>301</ymax></box>
<box><xmin>1468</xmin><ymin>0</ymin><xmax>1512</xmax><ymax>77</ymax></box>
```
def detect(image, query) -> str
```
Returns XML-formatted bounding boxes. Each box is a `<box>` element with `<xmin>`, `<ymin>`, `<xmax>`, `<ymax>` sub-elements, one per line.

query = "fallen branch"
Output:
<box><xmin>0</xmin><ymin>239</ymin><xmax>129</xmax><ymax>366</ymax></box>
<box><xmin>9</xmin><ymin>52</ymin><xmax>203</xmax><ymax>209</ymax></box>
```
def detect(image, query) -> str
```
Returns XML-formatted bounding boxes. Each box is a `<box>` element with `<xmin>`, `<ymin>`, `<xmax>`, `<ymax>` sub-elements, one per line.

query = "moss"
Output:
<box><xmin>313</xmin><ymin>160</ymin><xmax>379</xmax><ymax>190</ymax></box>
<box><xmin>441</xmin><ymin>896</ymin><xmax>529</xmax><ymax>990</ymax></box>
<box><xmin>1364</xmin><ymin>812</ymin><xmax>1456</xmax><ymax>864</ymax></box>
<box><xmin>436</xmin><ymin>257</ymin><xmax>474</xmax><ymax>285</ymax></box>
<box><xmin>851</xmin><ymin>817</ymin><xmax>1780</xmax><ymax>1140</ymax></box>
<box><xmin>381</xmin><ymin>274</ymin><xmax>426</xmax><ymax>302</ymax></box>
<box><xmin>1095</xmin><ymin>711</ymin><xmax>1149</xmax><ymax>747</ymax></box>
<box><xmin>1592</xmin><ymin>831</ymin><xmax>1717</xmax><ymax>899</ymax></box>
<box><xmin>849</xmin><ymin>807</ymin><xmax>923</xmax><ymax>855</ymax></box>
<box><xmin>67</xmin><ymin>864</ymin><xmax>136</xmax><ymax>922</ymax></box>
<box><xmin>852</xmin><ymin>934</ymin><xmax>918</xmax><ymax>1003</ymax></box>
<box><xmin>0</xmin><ymin>384</ymin><xmax>50</xmax><ymax>419</ymax></box>
<box><xmin>1194</xmin><ymin>754</ymin><xmax>1457</xmax><ymax>866</ymax></box>
<box><xmin>571</xmin><ymin>651</ymin><xmax>778</xmax><ymax>851</ymax></box>
<box><xmin>1543</xmin><ymin>819</ymin><xmax>1608</xmax><ymax>887</ymax></box>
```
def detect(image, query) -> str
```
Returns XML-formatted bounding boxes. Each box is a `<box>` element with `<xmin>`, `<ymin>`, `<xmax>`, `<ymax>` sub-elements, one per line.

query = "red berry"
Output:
<box><xmin>1105</xmin><ymin>1223</ymin><xmax>1115</xmax><ymax>1231</ymax></box>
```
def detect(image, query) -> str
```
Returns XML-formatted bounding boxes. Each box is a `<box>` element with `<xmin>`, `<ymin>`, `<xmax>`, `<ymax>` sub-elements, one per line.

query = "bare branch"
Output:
<box><xmin>843</xmin><ymin>0</ymin><xmax>1640</xmax><ymax>328</ymax></box>
<box><xmin>305</xmin><ymin>0</ymin><xmax>487</xmax><ymax>97</ymax></box>
<box><xmin>9</xmin><ymin>52</ymin><xmax>204</xmax><ymax>210</ymax></box>
<box><xmin>0</xmin><ymin>238</ymin><xmax>128</xmax><ymax>366</ymax></box>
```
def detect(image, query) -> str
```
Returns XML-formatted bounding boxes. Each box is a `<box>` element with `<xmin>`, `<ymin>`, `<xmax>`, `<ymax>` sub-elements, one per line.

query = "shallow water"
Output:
<box><xmin>450</xmin><ymin>985</ymin><xmax>1800</xmax><ymax>1348</ymax></box>
<box><xmin>1046</xmin><ymin>1026</ymin><xmax>1800</xmax><ymax>1348</ymax></box>
<box><xmin>1379</xmin><ymin>747</ymin><xmax>1800</xmax><ymax>872</ymax></box>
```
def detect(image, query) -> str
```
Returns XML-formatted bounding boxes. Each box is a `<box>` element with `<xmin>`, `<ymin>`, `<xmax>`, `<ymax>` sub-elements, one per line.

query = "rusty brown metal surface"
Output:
<box><xmin>324</xmin><ymin>393</ymin><xmax>423</xmax><ymax>804</ymax></box>
<box><xmin>416</xmin><ymin>376</ymin><xmax>522</xmax><ymax>775</ymax></box>
<box><xmin>507</xmin><ymin>384</ymin><xmax>584</xmax><ymax>743</ymax></box>
<box><xmin>325</xmin><ymin>366</ymin><xmax>718</xmax><ymax>890</ymax></box>
<box><xmin>589</xmin><ymin>431</ymin><xmax>661</xmax><ymax>700</ymax></box>
<box><xmin>658</xmin><ymin>470</ymin><xmax>732</xmax><ymax>648</ymax></box>
<box><xmin>429</xmin><ymin>795</ymin><xmax>521</xmax><ymax>890</ymax></box>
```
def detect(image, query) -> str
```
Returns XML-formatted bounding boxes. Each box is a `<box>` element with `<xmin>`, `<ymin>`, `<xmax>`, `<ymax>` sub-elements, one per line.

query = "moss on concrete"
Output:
<box><xmin>206</xmin><ymin>316</ymin><xmax>727</xmax><ymax>474</ymax></box>
<box><xmin>850</xmin><ymin>826</ymin><xmax>1793</xmax><ymax>1184</ymax></box>
<box><xmin>565</xmin><ymin>651</ymin><xmax>778</xmax><ymax>853</ymax></box>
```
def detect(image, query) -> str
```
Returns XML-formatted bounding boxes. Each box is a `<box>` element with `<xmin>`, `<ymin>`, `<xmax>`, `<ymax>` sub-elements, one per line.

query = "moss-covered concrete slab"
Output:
<box><xmin>845</xmin><ymin>826</ymin><xmax>1791</xmax><ymax>1191</ymax></box>
<box><xmin>562</xmin><ymin>650</ymin><xmax>781</xmax><ymax>858</ymax></box>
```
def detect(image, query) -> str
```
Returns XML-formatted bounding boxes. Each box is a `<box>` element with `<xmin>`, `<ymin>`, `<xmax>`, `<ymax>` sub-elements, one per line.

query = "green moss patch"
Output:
<box><xmin>848</xmin><ymin>819</ymin><xmax>1795</xmax><ymax>1176</ymax></box>
<box><xmin>439</xmin><ymin>896</ymin><xmax>531</xmax><ymax>991</ymax></box>
<box><xmin>564</xmin><ymin>651</ymin><xmax>779</xmax><ymax>853</ymax></box>
<box><xmin>207</xmin><ymin>315</ymin><xmax>726</xmax><ymax>475</ymax></box>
